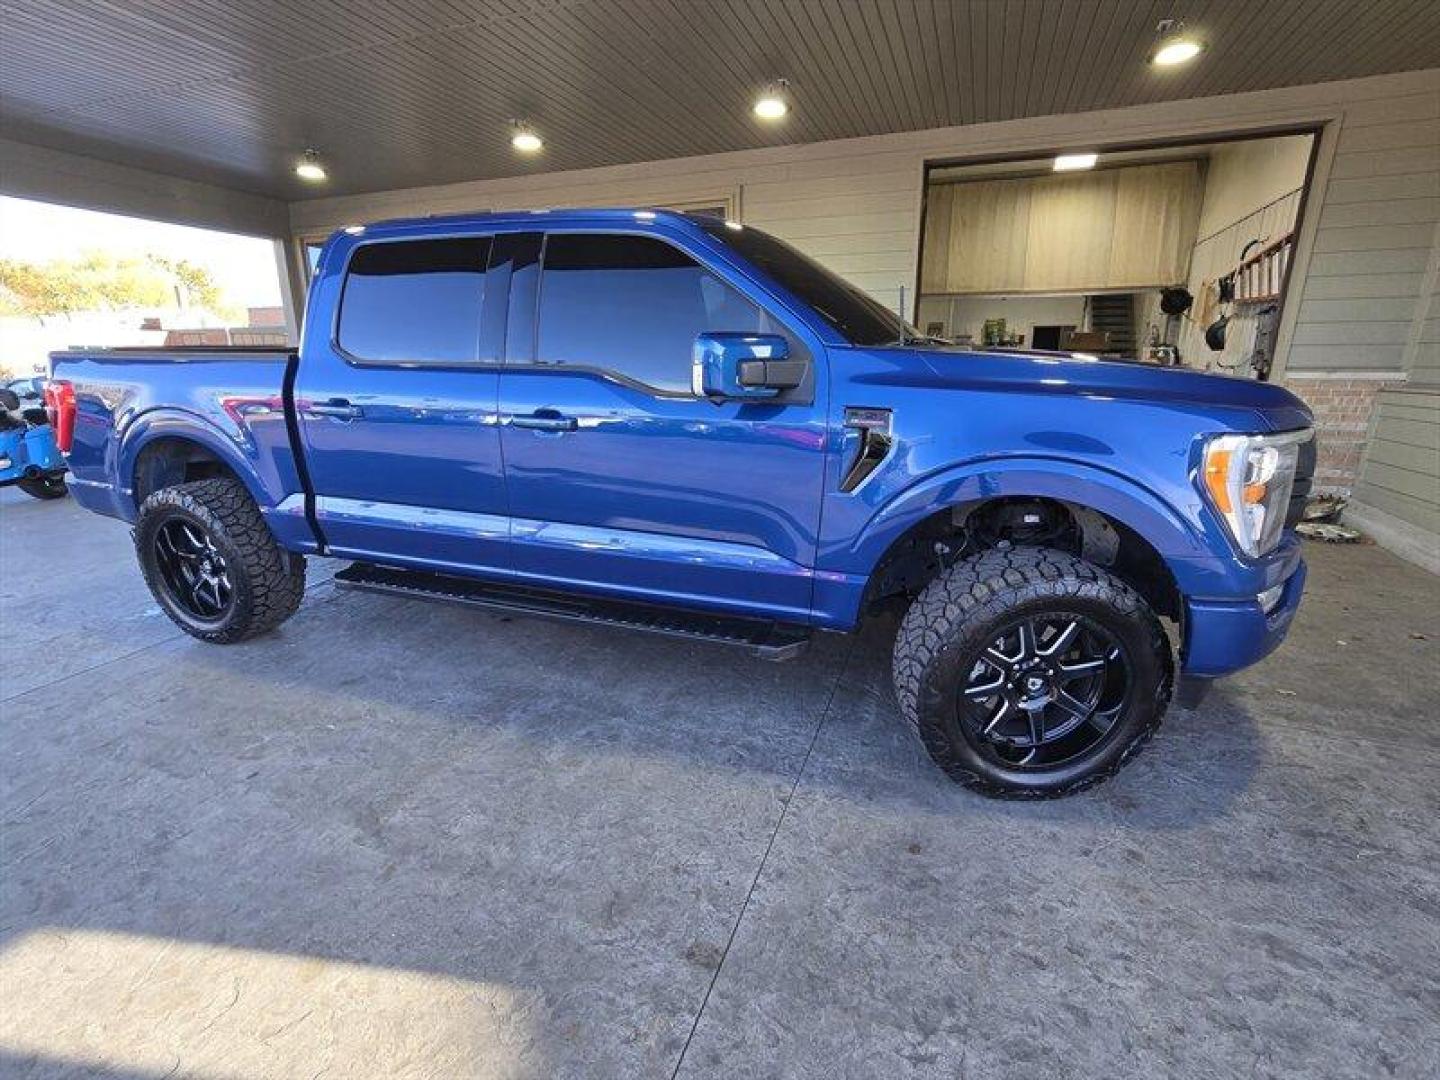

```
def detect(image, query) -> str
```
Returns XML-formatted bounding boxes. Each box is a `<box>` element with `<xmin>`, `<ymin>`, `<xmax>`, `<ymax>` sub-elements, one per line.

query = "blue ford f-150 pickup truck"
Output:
<box><xmin>50</xmin><ymin>209</ymin><xmax>1314</xmax><ymax>797</ymax></box>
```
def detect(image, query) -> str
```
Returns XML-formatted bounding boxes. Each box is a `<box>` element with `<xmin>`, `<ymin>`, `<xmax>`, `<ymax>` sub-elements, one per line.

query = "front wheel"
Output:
<box><xmin>893</xmin><ymin>547</ymin><xmax>1172</xmax><ymax>798</ymax></box>
<box><xmin>18</xmin><ymin>474</ymin><xmax>67</xmax><ymax>500</ymax></box>
<box><xmin>135</xmin><ymin>477</ymin><xmax>305</xmax><ymax>643</ymax></box>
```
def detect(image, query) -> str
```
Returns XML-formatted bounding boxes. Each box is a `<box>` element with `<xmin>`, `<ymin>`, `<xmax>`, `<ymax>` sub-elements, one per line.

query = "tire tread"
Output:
<box><xmin>892</xmin><ymin>546</ymin><xmax>1172</xmax><ymax>799</ymax></box>
<box><xmin>135</xmin><ymin>477</ymin><xmax>304</xmax><ymax>643</ymax></box>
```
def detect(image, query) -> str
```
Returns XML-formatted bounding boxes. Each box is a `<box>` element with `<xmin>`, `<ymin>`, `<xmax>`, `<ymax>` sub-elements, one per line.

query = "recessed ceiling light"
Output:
<box><xmin>754</xmin><ymin>79</ymin><xmax>790</xmax><ymax>121</ymax></box>
<box><xmin>295</xmin><ymin>149</ymin><xmax>326</xmax><ymax>181</ymax></box>
<box><xmin>1153</xmin><ymin>38</ymin><xmax>1203</xmax><ymax>65</ymax></box>
<box><xmin>1150</xmin><ymin>18</ymin><xmax>1204</xmax><ymax>66</ymax></box>
<box><xmin>1054</xmin><ymin>153</ymin><xmax>1098</xmax><ymax>172</ymax></box>
<box><xmin>509</xmin><ymin>121</ymin><xmax>543</xmax><ymax>153</ymax></box>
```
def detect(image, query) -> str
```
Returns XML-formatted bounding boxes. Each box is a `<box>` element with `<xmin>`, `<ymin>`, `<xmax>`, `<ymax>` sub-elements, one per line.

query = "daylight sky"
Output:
<box><xmin>0</xmin><ymin>195</ymin><xmax>283</xmax><ymax>308</ymax></box>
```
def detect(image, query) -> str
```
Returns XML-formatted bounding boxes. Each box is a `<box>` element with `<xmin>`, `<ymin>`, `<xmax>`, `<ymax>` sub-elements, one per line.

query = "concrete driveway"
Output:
<box><xmin>2</xmin><ymin>486</ymin><xmax>1437</xmax><ymax>1079</ymax></box>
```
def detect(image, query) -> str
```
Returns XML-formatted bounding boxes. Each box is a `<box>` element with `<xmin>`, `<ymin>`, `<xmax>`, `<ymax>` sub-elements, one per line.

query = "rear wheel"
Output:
<box><xmin>18</xmin><ymin>474</ymin><xmax>67</xmax><ymax>499</ymax></box>
<box><xmin>893</xmin><ymin>547</ymin><xmax>1172</xmax><ymax>798</ymax></box>
<box><xmin>135</xmin><ymin>477</ymin><xmax>305</xmax><ymax>643</ymax></box>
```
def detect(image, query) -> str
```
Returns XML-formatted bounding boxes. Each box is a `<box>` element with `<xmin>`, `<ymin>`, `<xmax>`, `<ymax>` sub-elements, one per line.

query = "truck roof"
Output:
<box><xmin>345</xmin><ymin>206</ymin><xmax>719</xmax><ymax>239</ymax></box>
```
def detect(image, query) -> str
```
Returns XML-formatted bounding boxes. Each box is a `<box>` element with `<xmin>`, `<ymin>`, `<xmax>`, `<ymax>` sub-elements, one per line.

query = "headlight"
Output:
<box><xmin>1200</xmin><ymin>430</ymin><xmax>1312</xmax><ymax>557</ymax></box>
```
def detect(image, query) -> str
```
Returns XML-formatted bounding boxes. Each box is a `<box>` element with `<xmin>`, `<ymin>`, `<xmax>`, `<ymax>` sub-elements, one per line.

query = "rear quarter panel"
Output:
<box><xmin>50</xmin><ymin>351</ymin><xmax>299</xmax><ymax>524</ymax></box>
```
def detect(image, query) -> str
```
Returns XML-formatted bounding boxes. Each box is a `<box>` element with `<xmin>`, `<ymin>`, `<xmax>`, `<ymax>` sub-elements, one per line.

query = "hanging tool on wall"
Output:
<box><xmin>1205</xmin><ymin>238</ymin><xmax>1262</xmax><ymax>354</ymax></box>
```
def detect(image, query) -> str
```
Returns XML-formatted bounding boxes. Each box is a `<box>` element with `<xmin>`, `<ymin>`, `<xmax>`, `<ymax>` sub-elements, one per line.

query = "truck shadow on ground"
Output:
<box><xmin>172</xmin><ymin>582</ymin><xmax>1266</xmax><ymax>828</ymax></box>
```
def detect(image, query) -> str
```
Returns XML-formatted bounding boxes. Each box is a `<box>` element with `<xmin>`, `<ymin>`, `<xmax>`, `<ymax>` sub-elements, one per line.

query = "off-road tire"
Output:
<box><xmin>135</xmin><ymin>477</ymin><xmax>305</xmax><ymax>643</ymax></box>
<box><xmin>893</xmin><ymin>547</ymin><xmax>1172</xmax><ymax>798</ymax></box>
<box><xmin>18</xmin><ymin>475</ymin><xmax>67</xmax><ymax>499</ymax></box>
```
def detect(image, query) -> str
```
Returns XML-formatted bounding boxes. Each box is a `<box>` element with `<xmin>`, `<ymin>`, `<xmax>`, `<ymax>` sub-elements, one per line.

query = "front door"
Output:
<box><xmin>295</xmin><ymin>234</ymin><xmax>511</xmax><ymax>575</ymax></box>
<box><xmin>497</xmin><ymin>230</ymin><xmax>828</xmax><ymax>624</ymax></box>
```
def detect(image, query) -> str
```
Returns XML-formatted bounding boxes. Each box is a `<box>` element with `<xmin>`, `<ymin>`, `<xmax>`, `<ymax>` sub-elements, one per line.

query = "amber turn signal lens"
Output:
<box><xmin>1204</xmin><ymin>449</ymin><xmax>1233</xmax><ymax>512</ymax></box>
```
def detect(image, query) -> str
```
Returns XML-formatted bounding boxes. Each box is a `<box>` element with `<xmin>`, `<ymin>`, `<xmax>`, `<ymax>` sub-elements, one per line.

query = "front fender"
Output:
<box><xmin>852</xmin><ymin>457</ymin><xmax>1210</xmax><ymax>564</ymax></box>
<box><xmin>808</xmin><ymin>456</ymin><xmax>1247</xmax><ymax>630</ymax></box>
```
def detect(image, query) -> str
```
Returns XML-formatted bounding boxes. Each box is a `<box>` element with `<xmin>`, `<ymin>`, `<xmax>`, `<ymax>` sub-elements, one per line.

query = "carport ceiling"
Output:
<box><xmin>4</xmin><ymin>0</ymin><xmax>1439</xmax><ymax>201</ymax></box>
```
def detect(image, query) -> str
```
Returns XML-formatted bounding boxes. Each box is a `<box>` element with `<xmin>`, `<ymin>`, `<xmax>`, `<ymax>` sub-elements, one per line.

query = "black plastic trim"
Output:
<box><xmin>840</xmin><ymin>406</ymin><xmax>894</xmax><ymax>493</ymax></box>
<box><xmin>280</xmin><ymin>352</ymin><xmax>326</xmax><ymax>551</ymax></box>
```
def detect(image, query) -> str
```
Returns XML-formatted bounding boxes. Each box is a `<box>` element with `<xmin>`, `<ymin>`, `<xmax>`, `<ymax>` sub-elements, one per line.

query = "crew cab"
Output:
<box><xmin>49</xmin><ymin>209</ymin><xmax>1315</xmax><ymax>797</ymax></box>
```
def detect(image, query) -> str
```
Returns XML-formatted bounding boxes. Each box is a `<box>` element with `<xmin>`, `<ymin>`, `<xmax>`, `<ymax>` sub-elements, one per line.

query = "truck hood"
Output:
<box><xmin>898</xmin><ymin>347</ymin><xmax>1313</xmax><ymax>433</ymax></box>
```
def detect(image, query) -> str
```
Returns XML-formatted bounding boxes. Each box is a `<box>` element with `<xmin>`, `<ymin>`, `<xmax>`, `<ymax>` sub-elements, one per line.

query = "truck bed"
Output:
<box><xmin>48</xmin><ymin>347</ymin><xmax>309</xmax><ymax>546</ymax></box>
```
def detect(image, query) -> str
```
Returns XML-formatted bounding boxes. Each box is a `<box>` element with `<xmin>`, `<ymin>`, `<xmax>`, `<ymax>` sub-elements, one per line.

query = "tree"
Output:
<box><xmin>0</xmin><ymin>252</ymin><xmax>238</xmax><ymax>320</ymax></box>
<box><xmin>146</xmin><ymin>255</ymin><xmax>233</xmax><ymax>316</ymax></box>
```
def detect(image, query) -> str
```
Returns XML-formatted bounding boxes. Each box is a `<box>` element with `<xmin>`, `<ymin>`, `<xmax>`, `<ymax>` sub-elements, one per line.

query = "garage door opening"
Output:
<box><xmin>917</xmin><ymin>131</ymin><xmax>1319</xmax><ymax>380</ymax></box>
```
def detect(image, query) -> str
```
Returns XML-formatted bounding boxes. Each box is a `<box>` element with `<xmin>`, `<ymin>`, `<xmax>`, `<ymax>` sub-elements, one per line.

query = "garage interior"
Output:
<box><xmin>2</xmin><ymin>2</ymin><xmax>1440</xmax><ymax>1078</ymax></box>
<box><xmin>918</xmin><ymin>133</ymin><xmax>1316</xmax><ymax>379</ymax></box>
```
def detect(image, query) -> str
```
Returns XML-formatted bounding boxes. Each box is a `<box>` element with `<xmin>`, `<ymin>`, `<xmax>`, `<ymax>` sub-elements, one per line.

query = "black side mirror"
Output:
<box><xmin>0</xmin><ymin>389</ymin><xmax>21</xmax><ymax>412</ymax></box>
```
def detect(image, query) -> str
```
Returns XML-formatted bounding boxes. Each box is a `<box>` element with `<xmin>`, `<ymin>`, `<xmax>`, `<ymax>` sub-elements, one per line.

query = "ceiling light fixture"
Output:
<box><xmin>1151</xmin><ymin>19</ymin><xmax>1204</xmax><ymax>66</ymax></box>
<box><xmin>753</xmin><ymin>79</ymin><xmax>790</xmax><ymax>121</ymax></box>
<box><xmin>509</xmin><ymin>120</ymin><xmax>543</xmax><ymax>153</ymax></box>
<box><xmin>295</xmin><ymin>149</ymin><xmax>327</xmax><ymax>182</ymax></box>
<box><xmin>1054</xmin><ymin>153</ymin><xmax>1098</xmax><ymax>172</ymax></box>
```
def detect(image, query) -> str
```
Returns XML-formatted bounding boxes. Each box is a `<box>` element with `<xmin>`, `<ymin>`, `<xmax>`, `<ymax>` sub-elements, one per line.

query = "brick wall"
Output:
<box><xmin>1283</xmin><ymin>375</ymin><xmax>1404</xmax><ymax>494</ymax></box>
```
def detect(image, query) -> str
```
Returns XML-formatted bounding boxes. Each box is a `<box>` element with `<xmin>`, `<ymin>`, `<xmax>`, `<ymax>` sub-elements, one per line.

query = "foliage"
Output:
<box><xmin>0</xmin><ymin>252</ymin><xmax>240</xmax><ymax>320</ymax></box>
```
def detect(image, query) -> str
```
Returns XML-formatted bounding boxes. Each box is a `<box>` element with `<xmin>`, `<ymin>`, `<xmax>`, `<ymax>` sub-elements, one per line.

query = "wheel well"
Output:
<box><xmin>864</xmin><ymin>496</ymin><xmax>1182</xmax><ymax>621</ymax></box>
<box><xmin>132</xmin><ymin>438</ymin><xmax>239</xmax><ymax>507</ymax></box>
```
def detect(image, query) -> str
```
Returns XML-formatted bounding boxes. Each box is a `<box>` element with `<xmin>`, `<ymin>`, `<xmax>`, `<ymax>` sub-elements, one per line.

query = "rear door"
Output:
<box><xmin>497</xmin><ymin>230</ymin><xmax>828</xmax><ymax>623</ymax></box>
<box><xmin>294</xmin><ymin>234</ymin><xmax>512</xmax><ymax>575</ymax></box>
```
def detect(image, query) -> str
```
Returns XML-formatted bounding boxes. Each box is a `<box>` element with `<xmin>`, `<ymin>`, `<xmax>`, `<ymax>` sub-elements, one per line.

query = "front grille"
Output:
<box><xmin>1285</xmin><ymin>433</ymin><xmax>1318</xmax><ymax>528</ymax></box>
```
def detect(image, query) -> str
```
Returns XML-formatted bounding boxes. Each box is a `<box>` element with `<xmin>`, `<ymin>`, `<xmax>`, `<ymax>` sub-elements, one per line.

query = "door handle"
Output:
<box><xmin>307</xmin><ymin>399</ymin><xmax>363</xmax><ymax>420</ymax></box>
<box><xmin>509</xmin><ymin>410</ymin><xmax>577</xmax><ymax>433</ymax></box>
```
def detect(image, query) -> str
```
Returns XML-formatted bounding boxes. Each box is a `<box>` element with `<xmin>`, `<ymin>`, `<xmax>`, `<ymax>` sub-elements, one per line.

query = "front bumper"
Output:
<box><xmin>1181</xmin><ymin>556</ymin><xmax>1307</xmax><ymax>678</ymax></box>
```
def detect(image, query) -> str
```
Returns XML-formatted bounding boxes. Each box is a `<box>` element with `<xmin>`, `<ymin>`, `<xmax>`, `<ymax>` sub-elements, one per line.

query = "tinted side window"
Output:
<box><xmin>338</xmin><ymin>238</ymin><xmax>490</xmax><ymax>364</ymax></box>
<box><xmin>536</xmin><ymin>234</ymin><xmax>772</xmax><ymax>394</ymax></box>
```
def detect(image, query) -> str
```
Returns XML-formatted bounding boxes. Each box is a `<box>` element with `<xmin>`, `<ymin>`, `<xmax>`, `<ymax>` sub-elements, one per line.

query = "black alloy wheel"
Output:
<box><xmin>134</xmin><ymin>477</ymin><xmax>306</xmax><ymax>643</ymax></box>
<box><xmin>957</xmin><ymin>613</ymin><xmax>1131</xmax><ymax>770</ymax></box>
<box><xmin>153</xmin><ymin>517</ymin><xmax>234</xmax><ymax>622</ymax></box>
<box><xmin>892</xmin><ymin>547</ymin><xmax>1172</xmax><ymax>798</ymax></box>
<box><xmin>17</xmin><ymin>475</ymin><xmax>67</xmax><ymax>499</ymax></box>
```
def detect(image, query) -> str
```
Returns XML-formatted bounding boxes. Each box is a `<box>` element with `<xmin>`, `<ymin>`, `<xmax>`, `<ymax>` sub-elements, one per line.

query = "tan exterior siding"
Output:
<box><xmin>1352</xmin><ymin>389</ymin><xmax>1440</xmax><ymax>534</ymax></box>
<box><xmin>1286</xmin><ymin>82</ymin><xmax>1440</xmax><ymax>374</ymax></box>
<box><xmin>1349</xmin><ymin>211</ymin><xmax>1440</xmax><ymax>545</ymax></box>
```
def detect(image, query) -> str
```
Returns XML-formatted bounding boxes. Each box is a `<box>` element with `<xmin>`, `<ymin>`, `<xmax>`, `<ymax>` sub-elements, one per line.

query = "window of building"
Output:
<box><xmin>338</xmin><ymin>237</ymin><xmax>490</xmax><ymax>365</ymax></box>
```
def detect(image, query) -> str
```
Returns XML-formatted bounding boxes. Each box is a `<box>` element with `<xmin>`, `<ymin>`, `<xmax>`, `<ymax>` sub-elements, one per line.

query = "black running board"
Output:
<box><xmin>332</xmin><ymin>562</ymin><xmax>812</xmax><ymax>660</ymax></box>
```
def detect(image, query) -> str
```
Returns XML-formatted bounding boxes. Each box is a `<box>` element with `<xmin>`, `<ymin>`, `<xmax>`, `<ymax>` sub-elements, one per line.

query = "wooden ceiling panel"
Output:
<box><xmin>2</xmin><ymin>0</ymin><xmax>1437</xmax><ymax>200</ymax></box>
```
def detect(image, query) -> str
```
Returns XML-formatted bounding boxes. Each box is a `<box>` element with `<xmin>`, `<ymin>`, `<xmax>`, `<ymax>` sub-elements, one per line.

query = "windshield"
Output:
<box><xmin>698</xmin><ymin>219</ymin><xmax>919</xmax><ymax>346</ymax></box>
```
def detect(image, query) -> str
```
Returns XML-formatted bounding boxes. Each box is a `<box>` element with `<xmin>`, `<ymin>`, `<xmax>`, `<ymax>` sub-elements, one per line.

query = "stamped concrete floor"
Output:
<box><xmin>2</xmin><ymin>486</ymin><xmax>1437</xmax><ymax>1079</ymax></box>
